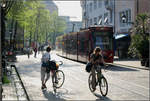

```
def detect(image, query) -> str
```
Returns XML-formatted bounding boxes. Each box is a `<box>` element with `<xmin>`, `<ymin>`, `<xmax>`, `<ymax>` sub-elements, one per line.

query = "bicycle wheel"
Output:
<box><xmin>52</xmin><ymin>70</ymin><xmax>65</xmax><ymax>88</ymax></box>
<box><xmin>99</xmin><ymin>76</ymin><xmax>108</xmax><ymax>96</ymax></box>
<box><xmin>88</xmin><ymin>73</ymin><xmax>98</xmax><ymax>92</ymax></box>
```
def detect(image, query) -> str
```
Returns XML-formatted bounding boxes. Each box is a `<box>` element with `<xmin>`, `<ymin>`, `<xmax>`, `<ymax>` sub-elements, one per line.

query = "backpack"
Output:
<box><xmin>85</xmin><ymin>62</ymin><xmax>92</xmax><ymax>73</ymax></box>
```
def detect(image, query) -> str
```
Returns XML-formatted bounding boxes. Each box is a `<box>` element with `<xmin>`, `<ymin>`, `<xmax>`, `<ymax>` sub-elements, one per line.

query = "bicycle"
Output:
<box><xmin>88</xmin><ymin>65</ymin><xmax>108</xmax><ymax>96</ymax></box>
<box><xmin>50</xmin><ymin>60</ymin><xmax>65</xmax><ymax>93</ymax></box>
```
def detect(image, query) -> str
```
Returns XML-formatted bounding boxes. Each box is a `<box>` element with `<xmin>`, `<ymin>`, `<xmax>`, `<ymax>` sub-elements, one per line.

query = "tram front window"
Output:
<box><xmin>95</xmin><ymin>31</ymin><xmax>113</xmax><ymax>50</ymax></box>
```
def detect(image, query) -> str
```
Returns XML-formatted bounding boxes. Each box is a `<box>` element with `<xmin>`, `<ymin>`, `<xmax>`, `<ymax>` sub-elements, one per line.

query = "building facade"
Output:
<box><xmin>135</xmin><ymin>0</ymin><xmax>150</xmax><ymax>17</ymax></box>
<box><xmin>80</xmin><ymin>0</ymin><xmax>135</xmax><ymax>58</ymax></box>
<box><xmin>134</xmin><ymin>0</ymin><xmax>150</xmax><ymax>33</ymax></box>
<box><xmin>115</xmin><ymin>0</ymin><xmax>135</xmax><ymax>34</ymax></box>
<box><xmin>80</xmin><ymin>0</ymin><xmax>135</xmax><ymax>35</ymax></box>
<box><xmin>59</xmin><ymin>16</ymin><xmax>82</xmax><ymax>34</ymax></box>
<box><xmin>80</xmin><ymin>0</ymin><xmax>113</xmax><ymax>28</ymax></box>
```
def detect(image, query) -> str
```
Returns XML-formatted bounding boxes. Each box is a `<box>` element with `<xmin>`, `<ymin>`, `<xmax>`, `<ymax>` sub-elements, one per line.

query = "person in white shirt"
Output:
<box><xmin>41</xmin><ymin>46</ymin><xmax>51</xmax><ymax>89</ymax></box>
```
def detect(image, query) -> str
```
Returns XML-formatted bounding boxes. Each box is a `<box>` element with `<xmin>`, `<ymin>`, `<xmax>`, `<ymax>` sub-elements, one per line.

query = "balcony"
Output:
<box><xmin>104</xmin><ymin>0</ymin><xmax>113</xmax><ymax>11</ymax></box>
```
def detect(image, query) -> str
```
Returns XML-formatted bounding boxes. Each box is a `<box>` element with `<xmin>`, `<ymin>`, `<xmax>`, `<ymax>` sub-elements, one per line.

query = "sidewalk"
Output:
<box><xmin>112</xmin><ymin>58</ymin><xmax>149</xmax><ymax>70</ymax></box>
<box><xmin>2</xmin><ymin>76</ymin><xmax>17</xmax><ymax>100</ymax></box>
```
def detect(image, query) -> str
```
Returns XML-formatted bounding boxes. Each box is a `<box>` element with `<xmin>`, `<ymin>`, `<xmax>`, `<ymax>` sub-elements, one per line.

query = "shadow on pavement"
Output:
<box><xmin>104</xmin><ymin>65</ymin><xmax>138</xmax><ymax>72</ymax></box>
<box><xmin>94</xmin><ymin>93</ymin><xmax>112</xmax><ymax>101</ymax></box>
<box><xmin>42</xmin><ymin>90</ymin><xmax>65</xmax><ymax>101</ymax></box>
<box><xmin>42</xmin><ymin>88</ymin><xmax>77</xmax><ymax>100</ymax></box>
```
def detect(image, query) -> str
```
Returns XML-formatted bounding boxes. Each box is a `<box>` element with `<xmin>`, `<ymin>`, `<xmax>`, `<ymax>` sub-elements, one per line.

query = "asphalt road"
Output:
<box><xmin>15</xmin><ymin>51</ymin><xmax>149</xmax><ymax>100</ymax></box>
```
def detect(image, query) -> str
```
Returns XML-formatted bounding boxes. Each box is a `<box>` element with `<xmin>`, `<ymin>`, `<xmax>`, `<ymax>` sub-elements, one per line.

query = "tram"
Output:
<box><xmin>56</xmin><ymin>25</ymin><xmax>114</xmax><ymax>63</ymax></box>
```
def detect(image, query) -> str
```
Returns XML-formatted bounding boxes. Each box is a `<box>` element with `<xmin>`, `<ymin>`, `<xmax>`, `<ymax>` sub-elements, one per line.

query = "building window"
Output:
<box><xmin>90</xmin><ymin>19</ymin><xmax>92</xmax><ymax>25</ymax></box>
<box><xmin>119</xmin><ymin>11</ymin><xmax>126</xmax><ymax>27</ymax></box>
<box><xmin>90</xmin><ymin>3</ymin><xmax>92</xmax><ymax>12</ymax></box>
<box><xmin>128</xmin><ymin>9</ymin><xmax>131</xmax><ymax>24</ymax></box>
<box><xmin>86</xmin><ymin>4</ymin><xmax>89</xmax><ymax>12</ymax></box>
<box><xmin>125</xmin><ymin>10</ymin><xmax>128</xmax><ymax>24</ymax></box>
<box><xmin>94</xmin><ymin>17</ymin><xmax>97</xmax><ymax>25</ymax></box>
<box><xmin>98</xmin><ymin>15</ymin><xmax>102</xmax><ymax>25</ymax></box>
<box><xmin>110</xmin><ymin>11</ymin><xmax>112</xmax><ymax>23</ymax></box>
<box><xmin>94</xmin><ymin>0</ymin><xmax>97</xmax><ymax>9</ymax></box>
<box><xmin>98</xmin><ymin>0</ymin><xmax>102</xmax><ymax>8</ymax></box>
<box><xmin>104</xmin><ymin>0</ymin><xmax>109</xmax><ymax>6</ymax></box>
<box><xmin>119</xmin><ymin>9</ymin><xmax>131</xmax><ymax>27</ymax></box>
<box><xmin>104</xmin><ymin>13</ymin><xmax>109</xmax><ymax>25</ymax></box>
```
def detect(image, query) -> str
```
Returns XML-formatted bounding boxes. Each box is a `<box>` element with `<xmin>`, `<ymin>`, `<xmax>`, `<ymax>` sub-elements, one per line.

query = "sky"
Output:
<box><xmin>53</xmin><ymin>1</ymin><xmax>82</xmax><ymax>21</ymax></box>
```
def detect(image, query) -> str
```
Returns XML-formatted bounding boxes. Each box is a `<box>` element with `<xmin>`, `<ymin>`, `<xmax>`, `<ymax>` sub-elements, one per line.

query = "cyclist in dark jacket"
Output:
<box><xmin>90</xmin><ymin>47</ymin><xmax>105</xmax><ymax>91</ymax></box>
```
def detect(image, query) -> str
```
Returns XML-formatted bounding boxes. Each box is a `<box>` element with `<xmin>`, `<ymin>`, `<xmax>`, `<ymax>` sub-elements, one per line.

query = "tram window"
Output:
<box><xmin>95</xmin><ymin>36</ymin><xmax>111</xmax><ymax>50</ymax></box>
<box><xmin>72</xmin><ymin>39</ymin><xmax>77</xmax><ymax>49</ymax></box>
<box><xmin>79</xmin><ymin>40</ymin><xmax>85</xmax><ymax>52</ymax></box>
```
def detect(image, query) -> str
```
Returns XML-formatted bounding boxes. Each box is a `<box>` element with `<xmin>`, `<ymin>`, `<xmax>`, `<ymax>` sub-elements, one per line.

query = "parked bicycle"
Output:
<box><xmin>50</xmin><ymin>60</ymin><xmax>65</xmax><ymax>93</ymax></box>
<box><xmin>88</xmin><ymin>65</ymin><xmax>108</xmax><ymax>96</ymax></box>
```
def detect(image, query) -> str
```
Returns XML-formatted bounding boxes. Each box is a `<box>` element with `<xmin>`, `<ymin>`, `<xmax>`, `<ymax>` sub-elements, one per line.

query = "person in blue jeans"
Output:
<box><xmin>41</xmin><ymin>46</ymin><xmax>51</xmax><ymax>89</ymax></box>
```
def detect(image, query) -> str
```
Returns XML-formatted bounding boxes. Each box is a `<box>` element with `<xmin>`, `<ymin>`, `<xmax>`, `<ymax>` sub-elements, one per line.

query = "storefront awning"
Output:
<box><xmin>115</xmin><ymin>34</ymin><xmax>129</xmax><ymax>40</ymax></box>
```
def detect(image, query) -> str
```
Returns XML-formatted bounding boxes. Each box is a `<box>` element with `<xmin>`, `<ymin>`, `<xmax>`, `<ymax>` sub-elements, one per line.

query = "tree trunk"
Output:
<box><xmin>13</xmin><ymin>21</ymin><xmax>17</xmax><ymax>50</ymax></box>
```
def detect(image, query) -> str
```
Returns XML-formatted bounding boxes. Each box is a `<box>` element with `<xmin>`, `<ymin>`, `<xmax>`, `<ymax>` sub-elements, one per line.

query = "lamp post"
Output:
<box><xmin>0</xmin><ymin>1</ymin><xmax>14</xmax><ymax>99</ymax></box>
<box><xmin>113</xmin><ymin>0</ymin><xmax>116</xmax><ymax>34</ymax></box>
<box><xmin>72</xmin><ymin>23</ymin><xmax>75</xmax><ymax>32</ymax></box>
<box><xmin>121</xmin><ymin>14</ymin><xmax>134</xmax><ymax>25</ymax></box>
<box><xmin>0</xmin><ymin>1</ymin><xmax>6</xmax><ymax>99</ymax></box>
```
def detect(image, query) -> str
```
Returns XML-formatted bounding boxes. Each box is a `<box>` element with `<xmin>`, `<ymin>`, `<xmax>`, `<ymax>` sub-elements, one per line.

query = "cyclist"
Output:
<box><xmin>89</xmin><ymin>47</ymin><xmax>105</xmax><ymax>91</ymax></box>
<box><xmin>41</xmin><ymin>46</ymin><xmax>51</xmax><ymax>90</ymax></box>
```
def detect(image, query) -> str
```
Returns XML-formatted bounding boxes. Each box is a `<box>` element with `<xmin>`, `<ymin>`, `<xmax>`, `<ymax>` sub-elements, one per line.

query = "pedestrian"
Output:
<box><xmin>34</xmin><ymin>47</ymin><xmax>37</xmax><ymax>58</ymax></box>
<box><xmin>89</xmin><ymin>47</ymin><xmax>105</xmax><ymax>92</ymax></box>
<box><xmin>38</xmin><ymin>47</ymin><xmax>40</xmax><ymax>54</ymax></box>
<box><xmin>27</xmin><ymin>47</ymin><xmax>30</xmax><ymax>58</ymax></box>
<box><xmin>41</xmin><ymin>46</ymin><xmax>51</xmax><ymax>90</ymax></box>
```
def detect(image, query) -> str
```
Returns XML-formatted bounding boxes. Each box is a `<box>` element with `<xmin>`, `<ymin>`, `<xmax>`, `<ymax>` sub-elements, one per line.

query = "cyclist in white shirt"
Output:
<box><xmin>41</xmin><ymin>46</ymin><xmax>51</xmax><ymax>89</ymax></box>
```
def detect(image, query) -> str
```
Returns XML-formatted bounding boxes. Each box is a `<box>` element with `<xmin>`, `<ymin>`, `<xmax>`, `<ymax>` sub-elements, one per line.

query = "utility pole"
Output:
<box><xmin>114</xmin><ymin>0</ymin><xmax>116</xmax><ymax>34</ymax></box>
<box><xmin>72</xmin><ymin>23</ymin><xmax>75</xmax><ymax>32</ymax></box>
<box><xmin>84</xmin><ymin>0</ymin><xmax>87</xmax><ymax>28</ymax></box>
<box><xmin>137</xmin><ymin>0</ymin><xmax>139</xmax><ymax>14</ymax></box>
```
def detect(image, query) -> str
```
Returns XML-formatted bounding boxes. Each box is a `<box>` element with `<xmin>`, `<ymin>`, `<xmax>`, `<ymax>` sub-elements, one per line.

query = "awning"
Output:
<box><xmin>115</xmin><ymin>34</ymin><xmax>129</xmax><ymax>40</ymax></box>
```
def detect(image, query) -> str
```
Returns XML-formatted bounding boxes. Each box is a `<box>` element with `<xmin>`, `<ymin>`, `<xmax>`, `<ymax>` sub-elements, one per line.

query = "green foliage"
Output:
<box><xmin>137</xmin><ymin>39</ymin><xmax>149</xmax><ymax>58</ymax></box>
<box><xmin>128</xmin><ymin>13</ymin><xmax>150</xmax><ymax>58</ymax></box>
<box><xmin>2</xmin><ymin>75</ymin><xmax>10</xmax><ymax>84</ymax></box>
<box><xmin>6</xmin><ymin>1</ymin><xmax>67</xmax><ymax>46</ymax></box>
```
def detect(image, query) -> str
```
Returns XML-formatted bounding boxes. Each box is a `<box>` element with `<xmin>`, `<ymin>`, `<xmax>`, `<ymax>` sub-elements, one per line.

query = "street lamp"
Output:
<box><xmin>121</xmin><ymin>15</ymin><xmax>126</xmax><ymax>23</ymax></box>
<box><xmin>121</xmin><ymin>14</ymin><xmax>134</xmax><ymax>25</ymax></box>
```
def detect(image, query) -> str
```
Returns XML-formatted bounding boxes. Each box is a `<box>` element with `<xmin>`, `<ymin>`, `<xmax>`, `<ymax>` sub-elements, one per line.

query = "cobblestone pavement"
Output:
<box><xmin>2</xmin><ymin>76</ymin><xmax>17</xmax><ymax>100</ymax></box>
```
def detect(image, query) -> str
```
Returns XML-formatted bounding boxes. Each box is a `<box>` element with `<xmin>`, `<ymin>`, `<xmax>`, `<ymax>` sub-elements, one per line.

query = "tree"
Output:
<box><xmin>48</xmin><ymin>11</ymin><xmax>66</xmax><ymax>47</ymax></box>
<box><xmin>128</xmin><ymin>13</ymin><xmax>149</xmax><ymax>66</ymax></box>
<box><xmin>6</xmin><ymin>1</ymin><xmax>66</xmax><ymax>49</ymax></box>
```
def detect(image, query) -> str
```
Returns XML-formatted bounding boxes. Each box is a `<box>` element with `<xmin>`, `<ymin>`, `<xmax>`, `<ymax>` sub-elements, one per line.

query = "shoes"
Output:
<box><xmin>92</xmin><ymin>87</ymin><xmax>96</xmax><ymax>92</ymax></box>
<box><xmin>41</xmin><ymin>86</ymin><xmax>45</xmax><ymax>90</ymax></box>
<box><xmin>41</xmin><ymin>84</ymin><xmax>47</xmax><ymax>90</ymax></box>
<box><xmin>43</xmin><ymin>84</ymin><xmax>47</xmax><ymax>88</ymax></box>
